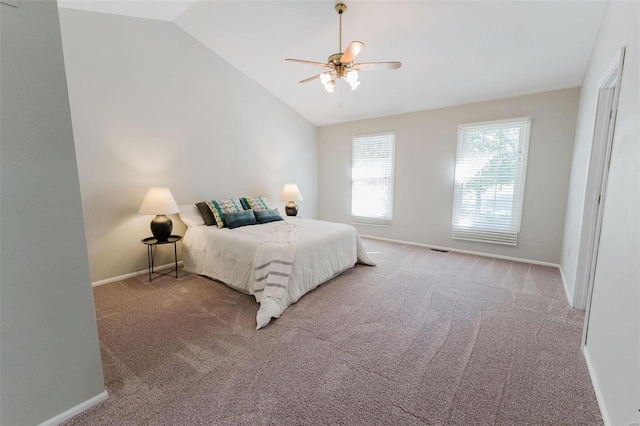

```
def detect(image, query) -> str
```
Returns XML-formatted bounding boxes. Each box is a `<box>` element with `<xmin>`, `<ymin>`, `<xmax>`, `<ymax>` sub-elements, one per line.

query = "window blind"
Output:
<box><xmin>451</xmin><ymin>117</ymin><xmax>531</xmax><ymax>245</ymax></box>
<box><xmin>351</xmin><ymin>133</ymin><xmax>395</xmax><ymax>225</ymax></box>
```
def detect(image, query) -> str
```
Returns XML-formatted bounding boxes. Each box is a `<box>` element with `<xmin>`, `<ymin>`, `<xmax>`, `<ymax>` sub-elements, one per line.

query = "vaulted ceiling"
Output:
<box><xmin>58</xmin><ymin>0</ymin><xmax>608</xmax><ymax>126</ymax></box>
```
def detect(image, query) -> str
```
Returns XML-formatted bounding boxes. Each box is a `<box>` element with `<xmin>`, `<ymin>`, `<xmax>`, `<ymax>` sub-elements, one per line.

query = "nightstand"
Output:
<box><xmin>141</xmin><ymin>235</ymin><xmax>182</xmax><ymax>282</ymax></box>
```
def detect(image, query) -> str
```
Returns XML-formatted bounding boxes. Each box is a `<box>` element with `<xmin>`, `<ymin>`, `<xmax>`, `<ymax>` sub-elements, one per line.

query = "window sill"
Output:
<box><xmin>352</xmin><ymin>217</ymin><xmax>392</xmax><ymax>227</ymax></box>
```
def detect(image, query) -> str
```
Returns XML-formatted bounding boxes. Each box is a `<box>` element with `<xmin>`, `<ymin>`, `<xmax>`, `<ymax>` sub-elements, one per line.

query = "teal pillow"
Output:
<box><xmin>255</xmin><ymin>209</ymin><xmax>284</xmax><ymax>224</ymax></box>
<box><xmin>223</xmin><ymin>209</ymin><xmax>257</xmax><ymax>229</ymax></box>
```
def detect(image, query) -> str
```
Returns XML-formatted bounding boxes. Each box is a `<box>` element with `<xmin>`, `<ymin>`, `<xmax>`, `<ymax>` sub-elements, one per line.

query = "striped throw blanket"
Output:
<box><xmin>253</xmin><ymin>222</ymin><xmax>298</xmax><ymax>300</ymax></box>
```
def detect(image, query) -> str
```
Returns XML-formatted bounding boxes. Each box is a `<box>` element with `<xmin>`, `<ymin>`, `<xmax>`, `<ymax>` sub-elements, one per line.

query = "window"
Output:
<box><xmin>351</xmin><ymin>133</ymin><xmax>395</xmax><ymax>225</ymax></box>
<box><xmin>452</xmin><ymin>117</ymin><xmax>531</xmax><ymax>245</ymax></box>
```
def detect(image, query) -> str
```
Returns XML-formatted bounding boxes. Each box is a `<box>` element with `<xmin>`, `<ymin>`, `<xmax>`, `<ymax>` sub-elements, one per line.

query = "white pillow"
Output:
<box><xmin>179</xmin><ymin>204</ymin><xmax>205</xmax><ymax>227</ymax></box>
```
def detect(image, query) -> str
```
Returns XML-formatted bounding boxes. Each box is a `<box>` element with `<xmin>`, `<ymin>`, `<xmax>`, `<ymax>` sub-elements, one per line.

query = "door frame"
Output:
<box><xmin>580</xmin><ymin>47</ymin><xmax>625</xmax><ymax>347</ymax></box>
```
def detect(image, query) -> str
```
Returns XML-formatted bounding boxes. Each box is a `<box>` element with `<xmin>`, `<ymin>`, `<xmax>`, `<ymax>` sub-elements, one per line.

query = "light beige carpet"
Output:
<box><xmin>65</xmin><ymin>239</ymin><xmax>602</xmax><ymax>425</ymax></box>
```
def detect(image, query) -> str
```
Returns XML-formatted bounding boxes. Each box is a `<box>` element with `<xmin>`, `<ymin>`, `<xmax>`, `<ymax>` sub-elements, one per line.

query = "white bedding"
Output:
<box><xmin>182</xmin><ymin>217</ymin><xmax>376</xmax><ymax>328</ymax></box>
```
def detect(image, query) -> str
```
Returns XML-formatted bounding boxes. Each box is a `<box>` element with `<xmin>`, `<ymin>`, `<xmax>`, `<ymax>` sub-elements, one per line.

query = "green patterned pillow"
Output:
<box><xmin>240</xmin><ymin>196</ymin><xmax>270</xmax><ymax>211</ymax></box>
<box><xmin>205</xmin><ymin>198</ymin><xmax>243</xmax><ymax>228</ymax></box>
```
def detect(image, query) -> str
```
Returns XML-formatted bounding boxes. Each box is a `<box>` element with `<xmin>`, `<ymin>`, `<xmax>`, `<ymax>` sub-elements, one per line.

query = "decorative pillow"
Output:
<box><xmin>254</xmin><ymin>208</ymin><xmax>284</xmax><ymax>224</ymax></box>
<box><xmin>196</xmin><ymin>201</ymin><xmax>217</xmax><ymax>226</ymax></box>
<box><xmin>240</xmin><ymin>196</ymin><xmax>270</xmax><ymax>211</ymax></box>
<box><xmin>205</xmin><ymin>198</ymin><xmax>244</xmax><ymax>228</ymax></box>
<box><xmin>178</xmin><ymin>204</ymin><xmax>205</xmax><ymax>227</ymax></box>
<box><xmin>223</xmin><ymin>209</ymin><xmax>258</xmax><ymax>229</ymax></box>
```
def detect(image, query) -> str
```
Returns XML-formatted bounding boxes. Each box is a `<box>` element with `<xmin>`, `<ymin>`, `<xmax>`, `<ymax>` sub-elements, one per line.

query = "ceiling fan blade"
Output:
<box><xmin>354</xmin><ymin>61</ymin><xmax>402</xmax><ymax>71</ymax></box>
<box><xmin>286</xmin><ymin>59</ymin><xmax>330</xmax><ymax>67</ymax></box>
<box><xmin>340</xmin><ymin>41</ymin><xmax>364</xmax><ymax>64</ymax></box>
<box><xmin>299</xmin><ymin>74</ymin><xmax>323</xmax><ymax>84</ymax></box>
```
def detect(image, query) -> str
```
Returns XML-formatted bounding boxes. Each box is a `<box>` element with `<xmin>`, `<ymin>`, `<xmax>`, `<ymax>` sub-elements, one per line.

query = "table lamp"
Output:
<box><xmin>280</xmin><ymin>184</ymin><xmax>303</xmax><ymax>216</ymax></box>
<box><xmin>138</xmin><ymin>188</ymin><xmax>180</xmax><ymax>242</ymax></box>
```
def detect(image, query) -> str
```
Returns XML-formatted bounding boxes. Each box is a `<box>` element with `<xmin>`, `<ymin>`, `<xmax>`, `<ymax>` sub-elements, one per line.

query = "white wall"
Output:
<box><xmin>565</xmin><ymin>1</ymin><xmax>639</xmax><ymax>424</ymax></box>
<box><xmin>560</xmin><ymin>2</ymin><xmax>638</xmax><ymax>307</ymax></box>
<box><xmin>318</xmin><ymin>89</ymin><xmax>579</xmax><ymax>265</ymax></box>
<box><xmin>58</xmin><ymin>9</ymin><xmax>318</xmax><ymax>283</ymax></box>
<box><xmin>0</xmin><ymin>1</ymin><xmax>105</xmax><ymax>424</ymax></box>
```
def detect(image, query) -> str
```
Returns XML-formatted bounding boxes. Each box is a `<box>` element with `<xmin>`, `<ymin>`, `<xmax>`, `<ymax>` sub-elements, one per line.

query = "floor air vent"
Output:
<box><xmin>430</xmin><ymin>248</ymin><xmax>450</xmax><ymax>253</ymax></box>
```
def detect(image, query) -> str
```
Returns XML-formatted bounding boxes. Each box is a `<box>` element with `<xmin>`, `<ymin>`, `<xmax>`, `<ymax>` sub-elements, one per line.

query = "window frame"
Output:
<box><xmin>451</xmin><ymin>117</ymin><xmax>531</xmax><ymax>245</ymax></box>
<box><xmin>351</xmin><ymin>132</ymin><xmax>396</xmax><ymax>226</ymax></box>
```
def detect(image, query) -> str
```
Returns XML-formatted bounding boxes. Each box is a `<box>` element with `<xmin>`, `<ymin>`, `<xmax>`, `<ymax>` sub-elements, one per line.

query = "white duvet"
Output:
<box><xmin>182</xmin><ymin>217</ymin><xmax>376</xmax><ymax>328</ymax></box>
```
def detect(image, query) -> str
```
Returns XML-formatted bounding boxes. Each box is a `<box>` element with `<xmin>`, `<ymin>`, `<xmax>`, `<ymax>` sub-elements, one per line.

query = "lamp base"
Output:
<box><xmin>150</xmin><ymin>214</ymin><xmax>173</xmax><ymax>242</ymax></box>
<box><xmin>285</xmin><ymin>202</ymin><xmax>298</xmax><ymax>217</ymax></box>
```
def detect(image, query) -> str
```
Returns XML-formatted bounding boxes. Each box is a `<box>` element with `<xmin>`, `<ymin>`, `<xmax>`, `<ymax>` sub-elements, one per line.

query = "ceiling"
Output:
<box><xmin>58</xmin><ymin>1</ymin><xmax>608</xmax><ymax>126</ymax></box>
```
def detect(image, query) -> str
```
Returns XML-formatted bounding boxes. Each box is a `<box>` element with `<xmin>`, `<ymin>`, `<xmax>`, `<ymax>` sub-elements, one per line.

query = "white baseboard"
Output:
<box><xmin>92</xmin><ymin>261</ymin><xmax>184</xmax><ymax>287</ymax></box>
<box><xmin>361</xmin><ymin>235</ymin><xmax>560</xmax><ymax>268</ymax></box>
<box><xmin>583</xmin><ymin>346</ymin><xmax>611</xmax><ymax>425</ymax></box>
<box><xmin>558</xmin><ymin>266</ymin><xmax>575</xmax><ymax>307</ymax></box>
<box><xmin>38</xmin><ymin>390</ymin><xmax>108</xmax><ymax>426</ymax></box>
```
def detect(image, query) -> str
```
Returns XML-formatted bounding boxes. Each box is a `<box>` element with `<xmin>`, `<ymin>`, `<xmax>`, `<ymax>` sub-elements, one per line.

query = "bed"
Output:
<box><xmin>182</xmin><ymin>216</ymin><xmax>376</xmax><ymax>329</ymax></box>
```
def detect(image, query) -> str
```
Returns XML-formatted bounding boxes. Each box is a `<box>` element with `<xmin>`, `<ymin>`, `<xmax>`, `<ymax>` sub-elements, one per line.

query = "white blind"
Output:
<box><xmin>351</xmin><ymin>133</ymin><xmax>395</xmax><ymax>225</ymax></box>
<box><xmin>452</xmin><ymin>117</ymin><xmax>531</xmax><ymax>245</ymax></box>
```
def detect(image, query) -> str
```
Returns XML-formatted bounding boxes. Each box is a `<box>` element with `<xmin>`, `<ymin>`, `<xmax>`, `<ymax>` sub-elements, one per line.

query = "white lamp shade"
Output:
<box><xmin>138</xmin><ymin>188</ymin><xmax>179</xmax><ymax>215</ymax></box>
<box><xmin>280</xmin><ymin>184</ymin><xmax>303</xmax><ymax>201</ymax></box>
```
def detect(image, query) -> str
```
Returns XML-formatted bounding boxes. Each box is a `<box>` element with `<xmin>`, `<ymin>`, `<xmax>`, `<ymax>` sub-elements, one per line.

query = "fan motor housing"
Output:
<box><xmin>328</xmin><ymin>53</ymin><xmax>343</xmax><ymax>65</ymax></box>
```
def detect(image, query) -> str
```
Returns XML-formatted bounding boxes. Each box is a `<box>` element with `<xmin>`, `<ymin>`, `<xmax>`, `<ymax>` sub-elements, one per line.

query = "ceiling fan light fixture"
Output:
<box><xmin>320</xmin><ymin>71</ymin><xmax>337</xmax><ymax>92</ymax></box>
<box><xmin>322</xmin><ymin>77</ymin><xmax>336</xmax><ymax>93</ymax></box>
<box><xmin>320</xmin><ymin>72</ymin><xmax>332</xmax><ymax>84</ymax></box>
<box><xmin>345</xmin><ymin>69</ymin><xmax>360</xmax><ymax>91</ymax></box>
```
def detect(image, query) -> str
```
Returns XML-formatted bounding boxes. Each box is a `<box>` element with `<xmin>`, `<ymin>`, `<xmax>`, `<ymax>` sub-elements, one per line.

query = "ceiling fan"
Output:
<box><xmin>286</xmin><ymin>2</ymin><xmax>401</xmax><ymax>93</ymax></box>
